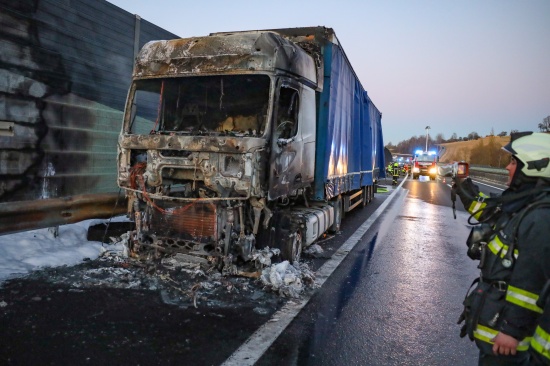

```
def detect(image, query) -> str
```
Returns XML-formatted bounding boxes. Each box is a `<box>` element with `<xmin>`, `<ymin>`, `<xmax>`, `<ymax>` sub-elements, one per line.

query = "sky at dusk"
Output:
<box><xmin>106</xmin><ymin>0</ymin><xmax>550</xmax><ymax>146</ymax></box>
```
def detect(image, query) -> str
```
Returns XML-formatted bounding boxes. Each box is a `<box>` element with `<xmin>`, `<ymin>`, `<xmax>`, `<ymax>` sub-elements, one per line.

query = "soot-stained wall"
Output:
<box><xmin>0</xmin><ymin>0</ymin><xmax>178</xmax><ymax>202</ymax></box>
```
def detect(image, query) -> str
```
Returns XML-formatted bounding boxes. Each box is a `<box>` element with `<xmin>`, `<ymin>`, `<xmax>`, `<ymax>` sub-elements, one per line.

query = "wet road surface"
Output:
<box><xmin>256</xmin><ymin>177</ymin><xmax>480</xmax><ymax>365</ymax></box>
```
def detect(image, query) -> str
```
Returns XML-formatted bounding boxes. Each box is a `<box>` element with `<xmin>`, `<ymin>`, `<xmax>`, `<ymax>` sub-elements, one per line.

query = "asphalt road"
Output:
<box><xmin>0</xmin><ymin>175</ymin><xmax>489</xmax><ymax>365</ymax></box>
<box><xmin>255</xmin><ymin>176</ymin><xmax>481</xmax><ymax>365</ymax></box>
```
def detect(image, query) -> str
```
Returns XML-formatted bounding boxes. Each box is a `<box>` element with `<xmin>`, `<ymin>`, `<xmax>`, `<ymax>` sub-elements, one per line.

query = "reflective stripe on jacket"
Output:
<box><xmin>531</xmin><ymin>325</ymin><xmax>550</xmax><ymax>362</ymax></box>
<box><xmin>474</xmin><ymin>324</ymin><xmax>531</xmax><ymax>351</ymax></box>
<box><xmin>468</xmin><ymin>193</ymin><xmax>489</xmax><ymax>220</ymax></box>
<box><xmin>506</xmin><ymin>285</ymin><xmax>543</xmax><ymax>315</ymax></box>
<box><xmin>487</xmin><ymin>235</ymin><xmax>518</xmax><ymax>260</ymax></box>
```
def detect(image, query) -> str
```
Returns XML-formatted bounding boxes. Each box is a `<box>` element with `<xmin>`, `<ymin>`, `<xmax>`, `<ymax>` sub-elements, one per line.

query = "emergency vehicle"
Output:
<box><xmin>411</xmin><ymin>150</ymin><xmax>438</xmax><ymax>180</ymax></box>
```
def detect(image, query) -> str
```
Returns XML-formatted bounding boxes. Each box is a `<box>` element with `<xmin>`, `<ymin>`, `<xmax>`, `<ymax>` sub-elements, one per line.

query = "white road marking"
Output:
<box><xmin>445</xmin><ymin>179</ymin><xmax>505</xmax><ymax>191</ymax></box>
<box><xmin>472</xmin><ymin>179</ymin><xmax>505</xmax><ymax>191</ymax></box>
<box><xmin>221</xmin><ymin>180</ymin><xmax>405</xmax><ymax>366</ymax></box>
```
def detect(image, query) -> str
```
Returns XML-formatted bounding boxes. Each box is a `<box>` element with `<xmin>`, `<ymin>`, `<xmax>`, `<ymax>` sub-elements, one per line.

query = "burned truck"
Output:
<box><xmin>117</xmin><ymin>27</ymin><xmax>384</xmax><ymax>267</ymax></box>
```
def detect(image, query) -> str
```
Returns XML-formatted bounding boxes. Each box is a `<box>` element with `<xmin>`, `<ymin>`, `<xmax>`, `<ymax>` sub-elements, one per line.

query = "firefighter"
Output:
<box><xmin>392</xmin><ymin>161</ymin><xmax>399</xmax><ymax>185</ymax></box>
<box><xmin>453</xmin><ymin>132</ymin><xmax>550</xmax><ymax>365</ymax></box>
<box><xmin>387</xmin><ymin>162</ymin><xmax>393</xmax><ymax>176</ymax></box>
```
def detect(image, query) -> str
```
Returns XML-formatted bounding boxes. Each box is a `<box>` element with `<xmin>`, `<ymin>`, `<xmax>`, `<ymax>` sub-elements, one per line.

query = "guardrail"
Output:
<box><xmin>468</xmin><ymin>165</ymin><xmax>508</xmax><ymax>185</ymax></box>
<box><xmin>437</xmin><ymin>163</ymin><xmax>508</xmax><ymax>185</ymax></box>
<box><xmin>0</xmin><ymin>193</ymin><xmax>127</xmax><ymax>236</ymax></box>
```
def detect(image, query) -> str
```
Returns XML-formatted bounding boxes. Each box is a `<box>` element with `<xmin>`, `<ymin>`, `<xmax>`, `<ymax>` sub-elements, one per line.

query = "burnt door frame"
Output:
<box><xmin>268</xmin><ymin>78</ymin><xmax>305</xmax><ymax>200</ymax></box>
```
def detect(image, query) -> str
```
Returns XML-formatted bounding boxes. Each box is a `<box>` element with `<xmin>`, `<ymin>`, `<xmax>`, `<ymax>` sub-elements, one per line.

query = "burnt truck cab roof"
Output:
<box><xmin>121</xmin><ymin>31</ymin><xmax>319</xmax><ymax>149</ymax></box>
<box><xmin>133</xmin><ymin>31</ymin><xmax>317</xmax><ymax>88</ymax></box>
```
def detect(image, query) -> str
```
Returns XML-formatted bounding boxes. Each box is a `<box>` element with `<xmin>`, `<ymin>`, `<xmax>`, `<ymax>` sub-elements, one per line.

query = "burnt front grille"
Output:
<box><xmin>150</xmin><ymin>200</ymin><xmax>217</xmax><ymax>242</ymax></box>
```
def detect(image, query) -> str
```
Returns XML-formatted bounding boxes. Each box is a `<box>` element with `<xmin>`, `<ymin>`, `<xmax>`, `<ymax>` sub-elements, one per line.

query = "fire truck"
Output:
<box><xmin>411</xmin><ymin>150</ymin><xmax>438</xmax><ymax>180</ymax></box>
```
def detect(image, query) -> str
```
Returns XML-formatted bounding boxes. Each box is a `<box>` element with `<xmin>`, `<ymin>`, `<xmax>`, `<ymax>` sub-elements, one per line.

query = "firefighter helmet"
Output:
<box><xmin>502</xmin><ymin>132</ymin><xmax>550</xmax><ymax>179</ymax></box>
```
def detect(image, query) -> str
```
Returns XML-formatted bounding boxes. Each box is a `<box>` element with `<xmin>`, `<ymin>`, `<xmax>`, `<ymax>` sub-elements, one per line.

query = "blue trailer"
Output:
<box><xmin>117</xmin><ymin>26</ymin><xmax>384</xmax><ymax>265</ymax></box>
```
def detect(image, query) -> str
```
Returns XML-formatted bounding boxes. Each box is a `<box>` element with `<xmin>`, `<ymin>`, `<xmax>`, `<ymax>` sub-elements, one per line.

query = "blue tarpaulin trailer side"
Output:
<box><xmin>314</xmin><ymin>39</ymin><xmax>383</xmax><ymax>201</ymax></box>
<box><xmin>372</xmin><ymin>99</ymin><xmax>385</xmax><ymax>179</ymax></box>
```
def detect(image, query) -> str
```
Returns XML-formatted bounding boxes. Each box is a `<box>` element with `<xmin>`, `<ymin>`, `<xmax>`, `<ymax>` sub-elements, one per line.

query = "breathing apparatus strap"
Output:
<box><xmin>457</xmin><ymin>178</ymin><xmax>550</xmax><ymax>225</ymax></box>
<box><xmin>502</xmin><ymin>193</ymin><xmax>550</xmax><ymax>267</ymax></box>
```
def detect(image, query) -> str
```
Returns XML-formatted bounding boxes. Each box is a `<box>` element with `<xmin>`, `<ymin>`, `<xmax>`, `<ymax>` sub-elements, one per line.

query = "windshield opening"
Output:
<box><xmin>416</xmin><ymin>154</ymin><xmax>436</xmax><ymax>162</ymax></box>
<box><xmin>126</xmin><ymin>75</ymin><xmax>270</xmax><ymax>137</ymax></box>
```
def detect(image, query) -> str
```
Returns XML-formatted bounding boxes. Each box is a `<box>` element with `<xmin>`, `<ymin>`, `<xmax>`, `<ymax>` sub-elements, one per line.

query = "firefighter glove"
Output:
<box><xmin>452</xmin><ymin>178</ymin><xmax>480</xmax><ymax>210</ymax></box>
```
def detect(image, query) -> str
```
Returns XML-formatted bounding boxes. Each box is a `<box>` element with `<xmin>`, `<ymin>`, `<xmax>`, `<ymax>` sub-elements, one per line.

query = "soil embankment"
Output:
<box><xmin>438</xmin><ymin>135</ymin><xmax>510</xmax><ymax>162</ymax></box>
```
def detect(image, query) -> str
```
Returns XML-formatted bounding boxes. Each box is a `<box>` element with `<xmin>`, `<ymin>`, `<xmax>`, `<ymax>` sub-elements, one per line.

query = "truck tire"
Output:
<box><xmin>281</xmin><ymin>229</ymin><xmax>302</xmax><ymax>264</ymax></box>
<box><xmin>329</xmin><ymin>196</ymin><xmax>343</xmax><ymax>233</ymax></box>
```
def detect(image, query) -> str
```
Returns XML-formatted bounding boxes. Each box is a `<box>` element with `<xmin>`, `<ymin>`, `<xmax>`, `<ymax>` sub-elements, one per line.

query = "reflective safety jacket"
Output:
<box><xmin>462</xmin><ymin>189</ymin><xmax>550</xmax><ymax>359</ymax></box>
<box><xmin>392</xmin><ymin>163</ymin><xmax>399</xmax><ymax>177</ymax></box>
<box><xmin>530</xmin><ymin>303</ymin><xmax>550</xmax><ymax>365</ymax></box>
<box><xmin>466</xmin><ymin>192</ymin><xmax>489</xmax><ymax>221</ymax></box>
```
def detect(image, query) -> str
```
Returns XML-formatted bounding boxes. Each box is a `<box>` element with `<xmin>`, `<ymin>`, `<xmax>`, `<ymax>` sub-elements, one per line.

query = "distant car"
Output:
<box><xmin>412</xmin><ymin>151</ymin><xmax>438</xmax><ymax>180</ymax></box>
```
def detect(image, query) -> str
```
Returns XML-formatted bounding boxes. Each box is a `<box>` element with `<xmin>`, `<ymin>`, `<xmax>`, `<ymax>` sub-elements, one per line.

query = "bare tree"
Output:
<box><xmin>539</xmin><ymin>116</ymin><xmax>550</xmax><ymax>132</ymax></box>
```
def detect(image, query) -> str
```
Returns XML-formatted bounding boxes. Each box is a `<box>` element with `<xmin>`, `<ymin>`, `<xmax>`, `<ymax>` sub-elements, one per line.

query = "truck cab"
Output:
<box><xmin>411</xmin><ymin>150</ymin><xmax>438</xmax><ymax>180</ymax></box>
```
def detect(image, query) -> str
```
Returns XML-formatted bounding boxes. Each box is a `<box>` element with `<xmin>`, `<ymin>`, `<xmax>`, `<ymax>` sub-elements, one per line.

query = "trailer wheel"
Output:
<box><xmin>282</xmin><ymin>229</ymin><xmax>302</xmax><ymax>264</ymax></box>
<box><xmin>329</xmin><ymin>196</ymin><xmax>343</xmax><ymax>233</ymax></box>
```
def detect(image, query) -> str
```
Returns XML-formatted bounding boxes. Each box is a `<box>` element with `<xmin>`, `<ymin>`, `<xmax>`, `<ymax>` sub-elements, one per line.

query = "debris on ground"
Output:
<box><xmin>252</xmin><ymin>247</ymin><xmax>280</xmax><ymax>267</ymax></box>
<box><xmin>161</xmin><ymin>253</ymin><xmax>208</xmax><ymax>279</ymax></box>
<box><xmin>98</xmin><ymin>231</ymin><xmax>130</xmax><ymax>260</ymax></box>
<box><xmin>303</xmin><ymin>244</ymin><xmax>324</xmax><ymax>256</ymax></box>
<box><xmin>16</xmin><ymin>228</ymin><xmax>319</xmax><ymax>311</ymax></box>
<box><xmin>260</xmin><ymin>260</ymin><xmax>317</xmax><ymax>298</ymax></box>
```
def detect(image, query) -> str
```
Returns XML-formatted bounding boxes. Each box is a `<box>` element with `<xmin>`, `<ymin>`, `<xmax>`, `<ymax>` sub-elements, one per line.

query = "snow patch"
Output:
<box><xmin>0</xmin><ymin>217</ymin><xmax>129</xmax><ymax>283</ymax></box>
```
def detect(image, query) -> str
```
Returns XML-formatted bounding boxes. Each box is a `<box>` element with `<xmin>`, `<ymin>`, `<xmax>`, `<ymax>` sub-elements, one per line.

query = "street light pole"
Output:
<box><xmin>425</xmin><ymin>126</ymin><xmax>431</xmax><ymax>151</ymax></box>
